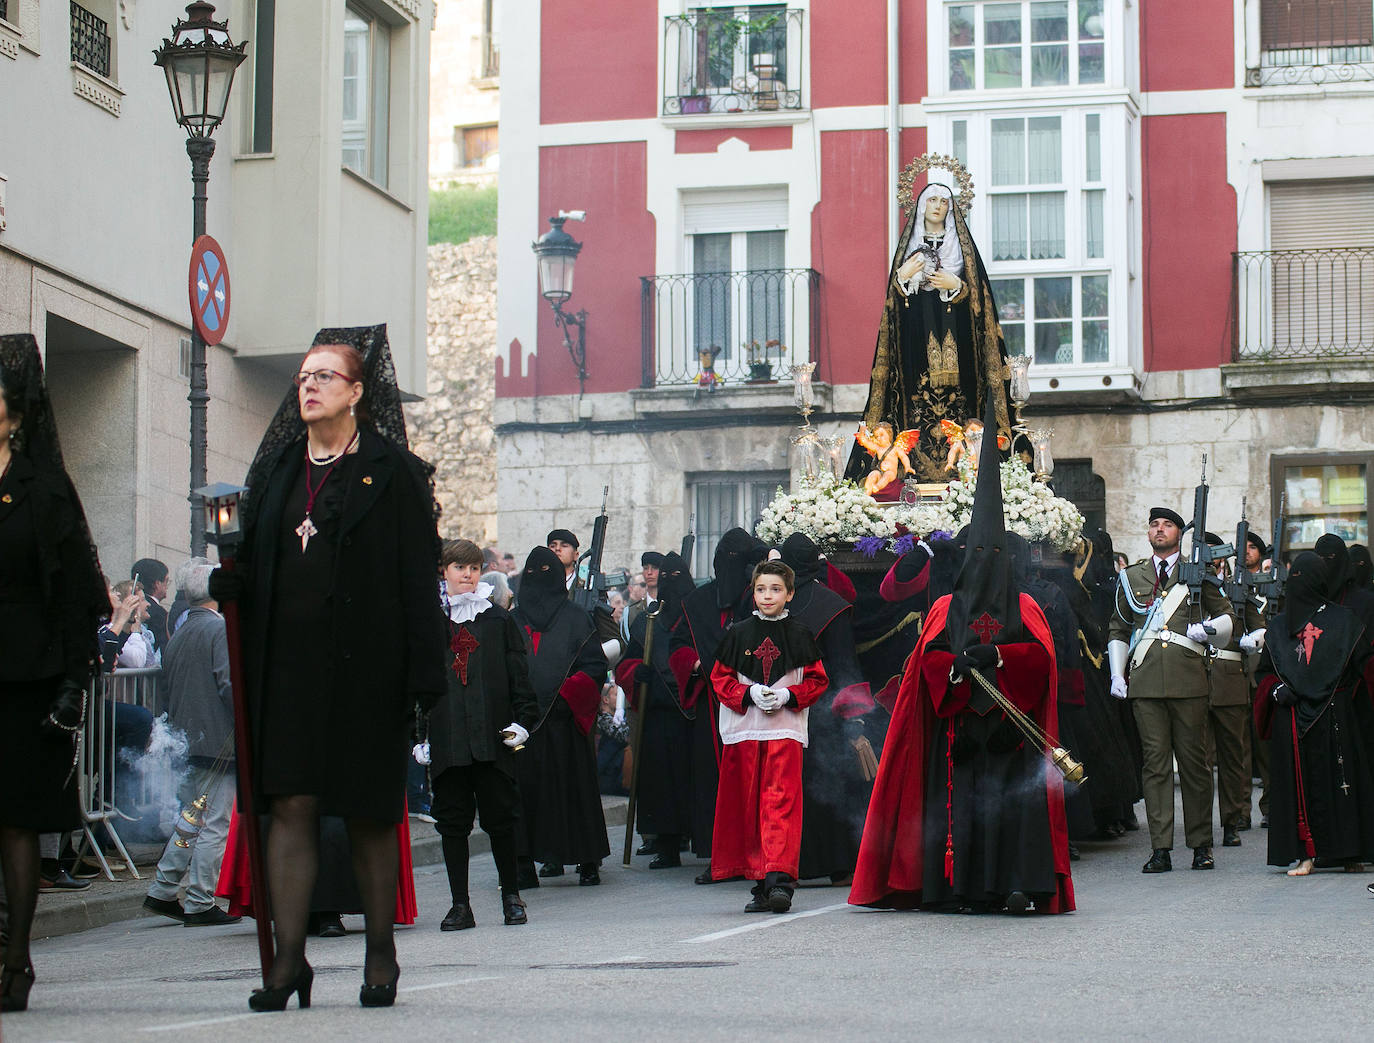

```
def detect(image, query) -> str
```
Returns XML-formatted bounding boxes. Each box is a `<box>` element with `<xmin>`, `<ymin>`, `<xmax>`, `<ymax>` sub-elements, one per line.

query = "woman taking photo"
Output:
<box><xmin>0</xmin><ymin>334</ymin><xmax>109</xmax><ymax>1014</ymax></box>
<box><xmin>215</xmin><ymin>325</ymin><xmax>445</xmax><ymax>1011</ymax></box>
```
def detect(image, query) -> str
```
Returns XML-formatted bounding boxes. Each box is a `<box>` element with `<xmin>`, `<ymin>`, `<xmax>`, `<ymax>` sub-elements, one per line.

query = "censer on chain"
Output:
<box><xmin>968</xmin><ymin>667</ymin><xmax>1087</xmax><ymax>784</ymax></box>
<box><xmin>173</xmin><ymin>794</ymin><xmax>209</xmax><ymax>849</ymax></box>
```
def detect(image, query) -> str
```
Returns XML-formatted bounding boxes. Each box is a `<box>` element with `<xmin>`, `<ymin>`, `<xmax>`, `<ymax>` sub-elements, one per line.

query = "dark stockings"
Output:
<box><xmin>345</xmin><ymin>818</ymin><xmax>398</xmax><ymax>987</ymax></box>
<box><xmin>0</xmin><ymin>828</ymin><xmax>39</xmax><ymax>971</ymax></box>
<box><xmin>265</xmin><ymin>797</ymin><xmax>399</xmax><ymax>989</ymax></box>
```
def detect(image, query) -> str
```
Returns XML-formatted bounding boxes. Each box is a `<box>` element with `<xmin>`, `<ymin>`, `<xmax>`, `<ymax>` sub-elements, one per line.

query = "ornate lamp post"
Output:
<box><xmin>531</xmin><ymin>212</ymin><xmax>589</xmax><ymax>396</ymax></box>
<box><xmin>154</xmin><ymin>2</ymin><xmax>247</xmax><ymax>556</ymax></box>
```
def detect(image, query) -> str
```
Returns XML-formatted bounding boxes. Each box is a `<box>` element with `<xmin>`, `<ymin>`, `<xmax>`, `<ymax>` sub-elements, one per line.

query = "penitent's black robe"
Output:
<box><xmin>510</xmin><ymin>600</ymin><xmax>610</xmax><ymax>866</ymax></box>
<box><xmin>616</xmin><ymin>610</ymin><xmax>695</xmax><ymax>840</ymax></box>
<box><xmin>788</xmin><ymin>580</ymin><xmax>879</xmax><ymax>880</ymax></box>
<box><xmin>671</xmin><ymin>582</ymin><xmax>752</xmax><ymax>858</ymax></box>
<box><xmin>1258</xmin><ymin>603</ymin><xmax>1374</xmax><ymax>868</ymax></box>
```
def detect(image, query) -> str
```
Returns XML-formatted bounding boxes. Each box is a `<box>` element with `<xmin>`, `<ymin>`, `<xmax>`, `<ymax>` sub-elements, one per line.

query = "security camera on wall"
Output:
<box><xmin>558</xmin><ymin>209</ymin><xmax>587</xmax><ymax>222</ymax></box>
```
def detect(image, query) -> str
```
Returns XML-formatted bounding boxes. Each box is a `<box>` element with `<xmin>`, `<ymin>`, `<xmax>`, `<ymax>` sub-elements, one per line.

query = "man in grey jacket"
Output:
<box><xmin>143</xmin><ymin>558</ymin><xmax>241</xmax><ymax>926</ymax></box>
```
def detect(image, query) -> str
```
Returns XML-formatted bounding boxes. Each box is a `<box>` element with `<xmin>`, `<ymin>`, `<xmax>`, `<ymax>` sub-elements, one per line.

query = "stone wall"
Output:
<box><xmin>406</xmin><ymin>237</ymin><xmax>499</xmax><ymax>545</ymax></box>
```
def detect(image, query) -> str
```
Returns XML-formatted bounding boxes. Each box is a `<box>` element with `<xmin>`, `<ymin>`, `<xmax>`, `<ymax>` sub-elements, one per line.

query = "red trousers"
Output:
<box><xmin>710</xmin><ymin>738</ymin><xmax>804</xmax><ymax>880</ymax></box>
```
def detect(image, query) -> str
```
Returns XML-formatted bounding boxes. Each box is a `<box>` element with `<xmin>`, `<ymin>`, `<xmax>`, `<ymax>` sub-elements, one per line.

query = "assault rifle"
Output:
<box><xmin>1177</xmin><ymin>455</ymin><xmax>1229</xmax><ymax>630</ymax></box>
<box><xmin>573</xmin><ymin>486</ymin><xmax>611</xmax><ymax>613</ymax></box>
<box><xmin>1251</xmin><ymin>492</ymin><xmax>1289</xmax><ymax>618</ymax></box>
<box><xmin>680</xmin><ymin>512</ymin><xmax>696</xmax><ymax>568</ymax></box>
<box><xmin>1223</xmin><ymin>497</ymin><xmax>1264</xmax><ymax>624</ymax></box>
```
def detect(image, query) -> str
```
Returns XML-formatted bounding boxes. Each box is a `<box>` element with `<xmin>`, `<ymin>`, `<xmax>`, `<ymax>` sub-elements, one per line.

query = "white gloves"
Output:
<box><xmin>1240</xmin><ymin>629</ymin><xmax>1266</xmax><ymax>654</ymax></box>
<box><xmin>1109</xmin><ymin>676</ymin><xmax>1128</xmax><ymax>700</ymax></box>
<box><xmin>771</xmin><ymin>687</ymin><xmax>792</xmax><ymax>708</ymax></box>
<box><xmin>613</xmin><ymin>686</ymin><xmax>626</xmax><ymax>728</ymax></box>
<box><xmin>412</xmin><ymin>741</ymin><xmax>431</xmax><ymax>765</ymax></box>
<box><xmin>1186</xmin><ymin>622</ymin><xmax>1209</xmax><ymax>643</ymax></box>
<box><xmin>502</xmin><ymin>722</ymin><xmax>530</xmax><ymax>748</ymax></box>
<box><xmin>748</xmin><ymin>684</ymin><xmax>792</xmax><ymax>712</ymax></box>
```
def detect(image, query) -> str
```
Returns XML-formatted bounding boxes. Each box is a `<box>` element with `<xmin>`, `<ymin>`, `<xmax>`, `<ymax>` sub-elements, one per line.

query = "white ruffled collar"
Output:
<box><xmin>753</xmin><ymin>609</ymin><xmax>790</xmax><ymax>621</ymax></box>
<box><xmin>447</xmin><ymin>582</ymin><xmax>495</xmax><ymax>624</ymax></box>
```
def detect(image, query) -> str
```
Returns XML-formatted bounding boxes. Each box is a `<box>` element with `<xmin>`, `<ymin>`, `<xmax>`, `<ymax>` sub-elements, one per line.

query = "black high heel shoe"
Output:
<box><xmin>1</xmin><ymin>961</ymin><xmax>36</xmax><ymax>1013</ymax></box>
<box><xmin>359</xmin><ymin>965</ymin><xmax>400</xmax><ymax>1008</ymax></box>
<box><xmin>248</xmin><ymin>961</ymin><xmax>313</xmax><ymax>1012</ymax></box>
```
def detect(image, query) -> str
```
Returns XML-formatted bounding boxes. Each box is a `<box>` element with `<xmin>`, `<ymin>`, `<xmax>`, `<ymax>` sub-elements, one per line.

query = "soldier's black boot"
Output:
<box><xmin>1142</xmin><ymin>848</ymin><xmax>1172</xmax><ymax>873</ymax></box>
<box><xmin>1191</xmin><ymin>846</ymin><xmax>1215</xmax><ymax>870</ymax></box>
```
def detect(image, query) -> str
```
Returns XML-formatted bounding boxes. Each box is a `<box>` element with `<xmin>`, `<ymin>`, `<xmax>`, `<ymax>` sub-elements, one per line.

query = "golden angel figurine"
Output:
<box><xmin>854</xmin><ymin>422</ymin><xmax>919</xmax><ymax>496</ymax></box>
<box><xmin>939</xmin><ymin>417</ymin><xmax>1009</xmax><ymax>475</ymax></box>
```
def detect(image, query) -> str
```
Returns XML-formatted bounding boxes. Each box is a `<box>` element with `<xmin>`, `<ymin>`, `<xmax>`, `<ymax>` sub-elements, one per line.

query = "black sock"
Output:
<box><xmin>489</xmin><ymin>831</ymin><xmax>519</xmax><ymax>895</ymax></box>
<box><xmin>441</xmin><ymin>834</ymin><xmax>470</xmax><ymax>905</ymax></box>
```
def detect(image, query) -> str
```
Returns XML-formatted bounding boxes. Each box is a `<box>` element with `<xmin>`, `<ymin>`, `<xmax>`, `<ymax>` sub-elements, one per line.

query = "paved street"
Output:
<box><xmin>7</xmin><ymin>791</ymin><xmax>1374</xmax><ymax>1041</ymax></box>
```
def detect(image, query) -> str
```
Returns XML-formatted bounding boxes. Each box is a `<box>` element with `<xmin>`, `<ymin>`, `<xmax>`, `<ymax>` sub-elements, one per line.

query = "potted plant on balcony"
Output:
<box><xmin>679</xmin><ymin>94</ymin><xmax>711</xmax><ymax>114</ymax></box>
<box><xmin>746</xmin><ymin>338</ymin><xmax>783</xmax><ymax>383</ymax></box>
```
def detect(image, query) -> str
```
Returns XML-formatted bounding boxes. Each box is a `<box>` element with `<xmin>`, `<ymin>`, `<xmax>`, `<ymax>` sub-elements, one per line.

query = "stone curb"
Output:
<box><xmin>33</xmin><ymin>796</ymin><xmax>630</xmax><ymax>941</ymax></box>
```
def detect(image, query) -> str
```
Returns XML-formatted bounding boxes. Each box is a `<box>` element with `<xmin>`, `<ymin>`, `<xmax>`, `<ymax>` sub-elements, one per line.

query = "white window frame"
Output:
<box><xmin>687</xmin><ymin>471</ymin><xmax>789</xmax><ymax>580</ymax></box>
<box><xmin>937</xmin><ymin>0</ymin><xmax>1124</xmax><ymax>96</ymax></box>
<box><xmin>342</xmin><ymin>2</ymin><xmax>392</xmax><ymax>188</ymax></box>
<box><xmin>932</xmin><ymin>104</ymin><xmax>1133</xmax><ymax>380</ymax></box>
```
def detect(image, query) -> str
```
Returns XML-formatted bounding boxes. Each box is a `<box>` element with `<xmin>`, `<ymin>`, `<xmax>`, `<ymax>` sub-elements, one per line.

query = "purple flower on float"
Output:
<box><xmin>927</xmin><ymin>529</ymin><xmax>953</xmax><ymax>542</ymax></box>
<box><xmin>854</xmin><ymin>536</ymin><xmax>887</xmax><ymax>559</ymax></box>
<box><xmin>892</xmin><ymin>533</ymin><xmax>915</xmax><ymax>556</ymax></box>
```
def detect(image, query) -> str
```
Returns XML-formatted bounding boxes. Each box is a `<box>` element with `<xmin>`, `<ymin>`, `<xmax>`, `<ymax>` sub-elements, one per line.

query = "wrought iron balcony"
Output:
<box><xmin>1247</xmin><ymin>0</ymin><xmax>1374</xmax><ymax>85</ymax></box>
<box><xmin>640</xmin><ymin>268</ymin><xmax>820</xmax><ymax>388</ymax></box>
<box><xmin>1233</xmin><ymin>247</ymin><xmax>1374</xmax><ymax>360</ymax></box>
<box><xmin>662</xmin><ymin>7</ymin><xmax>805</xmax><ymax>116</ymax></box>
<box><xmin>71</xmin><ymin>1</ymin><xmax>111</xmax><ymax>79</ymax></box>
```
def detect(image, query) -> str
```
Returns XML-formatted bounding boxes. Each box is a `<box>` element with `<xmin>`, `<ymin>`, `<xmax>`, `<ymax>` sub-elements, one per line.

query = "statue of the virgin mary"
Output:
<box><xmin>845</xmin><ymin>155</ymin><xmax>1015</xmax><ymax>487</ymax></box>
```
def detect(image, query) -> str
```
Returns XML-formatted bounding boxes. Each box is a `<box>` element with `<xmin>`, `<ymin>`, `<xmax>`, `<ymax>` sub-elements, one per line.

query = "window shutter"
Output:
<box><xmin>1269</xmin><ymin>179</ymin><xmax>1374</xmax><ymax>353</ymax></box>
<box><xmin>1261</xmin><ymin>1</ymin><xmax>1374</xmax><ymax>50</ymax></box>
<box><xmin>683</xmin><ymin>189</ymin><xmax>788</xmax><ymax>235</ymax></box>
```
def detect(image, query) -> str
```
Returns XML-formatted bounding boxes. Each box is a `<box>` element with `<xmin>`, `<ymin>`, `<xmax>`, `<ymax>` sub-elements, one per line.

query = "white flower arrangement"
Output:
<box><xmin>755</xmin><ymin>472</ymin><xmax>892</xmax><ymax>546</ymax></box>
<box><xmin>755</xmin><ymin>456</ymin><xmax>1084</xmax><ymax>553</ymax></box>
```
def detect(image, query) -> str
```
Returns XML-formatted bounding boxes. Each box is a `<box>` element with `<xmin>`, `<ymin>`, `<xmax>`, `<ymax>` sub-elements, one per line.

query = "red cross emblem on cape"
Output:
<box><xmin>752</xmin><ymin>636</ymin><xmax>782</xmax><ymax>686</ymax></box>
<box><xmin>969</xmin><ymin>612</ymin><xmax>1003</xmax><ymax>645</ymax></box>
<box><xmin>1297</xmin><ymin>622</ymin><xmax>1323</xmax><ymax>665</ymax></box>
<box><xmin>451</xmin><ymin>625</ymin><xmax>480</xmax><ymax>685</ymax></box>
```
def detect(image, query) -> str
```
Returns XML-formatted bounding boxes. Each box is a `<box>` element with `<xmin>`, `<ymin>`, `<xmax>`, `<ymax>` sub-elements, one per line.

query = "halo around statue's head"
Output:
<box><xmin>898</xmin><ymin>152</ymin><xmax>975</xmax><ymax>218</ymax></box>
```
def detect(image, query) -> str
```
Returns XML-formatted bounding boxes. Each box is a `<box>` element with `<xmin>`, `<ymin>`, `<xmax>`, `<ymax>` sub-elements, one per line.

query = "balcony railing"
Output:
<box><xmin>1248</xmin><ymin>0</ymin><xmax>1374</xmax><ymax>85</ymax></box>
<box><xmin>663</xmin><ymin>8</ymin><xmax>805</xmax><ymax>116</ymax></box>
<box><xmin>1233</xmin><ymin>247</ymin><xmax>1374</xmax><ymax>360</ymax></box>
<box><xmin>71</xmin><ymin>1</ymin><xmax>111</xmax><ymax>79</ymax></box>
<box><xmin>640</xmin><ymin>268</ymin><xmax>820</xmax><ymax>388</ymax></box>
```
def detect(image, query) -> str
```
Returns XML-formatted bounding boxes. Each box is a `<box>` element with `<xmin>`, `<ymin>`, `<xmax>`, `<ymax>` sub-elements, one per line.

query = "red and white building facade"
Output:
<box><xmin>496</xmin><ymin>1</ymin><xmax>1374</xmax><ymax>573</ymax></box>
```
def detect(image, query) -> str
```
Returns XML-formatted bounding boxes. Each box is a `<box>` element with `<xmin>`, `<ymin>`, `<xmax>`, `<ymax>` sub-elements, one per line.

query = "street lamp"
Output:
<box><xmin>531</xmin><ymin>212</ymin><xmax>589</xmax><ymax>395</ymax></box>
<box><xmin>154</xmin><ymin>2</ymin><xmax>247</xmax><ymax>557</ymax></box>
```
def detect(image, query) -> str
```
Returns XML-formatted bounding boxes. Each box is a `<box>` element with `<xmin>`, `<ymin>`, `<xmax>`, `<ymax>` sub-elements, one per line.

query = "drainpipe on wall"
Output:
<box><xmin>887</xmin><ymin>0</ymin><xmax>901</xmax><ymax>261</ymax></box>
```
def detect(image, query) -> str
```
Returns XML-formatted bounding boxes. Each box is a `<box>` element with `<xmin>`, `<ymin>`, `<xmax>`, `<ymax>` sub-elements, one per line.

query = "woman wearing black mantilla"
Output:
<box><xmin>212</xmin><ymin>324</ymin><xmax>446</xmax><ymax>1012</ymax></box>
<box><xmin>0</xmin><ymin>334</ymin><xmax>109</xmax><ymax>1014</ymax></box>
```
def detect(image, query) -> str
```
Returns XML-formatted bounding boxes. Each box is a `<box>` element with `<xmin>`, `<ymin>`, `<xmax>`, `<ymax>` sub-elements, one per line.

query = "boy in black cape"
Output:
<box><xmin>710</xmin><ymin>560</ymin><xmax>828</xmax><ymax>912</ymax></box>
<box><xmin>427</xmin><ymin>539</ymin><xmax>538</xmax><ymax>929</ymax></box>
<box><xmin>669</xmin><ymin>528</ymin><xmax>768</xmax><ymax>882</ymax></box>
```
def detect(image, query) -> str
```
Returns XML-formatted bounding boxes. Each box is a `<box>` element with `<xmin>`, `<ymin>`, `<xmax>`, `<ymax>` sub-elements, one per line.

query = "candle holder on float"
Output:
<box><xmin>1008</xmin><ymin>353</ymin><xmax>1031</xmax><ymax>441</ymax></box>
<box><xmin>789</xmin><ymin>362</ymin><xmax>826</xmax><ymax>479</ymax></box>
<box><xmin>1029</xmin><ymin>427</ymin><xmax>1056</xmax><ymax>483</ymax></box>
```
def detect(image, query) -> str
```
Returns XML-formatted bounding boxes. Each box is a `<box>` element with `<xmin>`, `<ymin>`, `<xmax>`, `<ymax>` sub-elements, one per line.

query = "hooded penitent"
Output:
<box><xmin>1314</xmin><ymin>534</ymin><xmax>1352</xmax><ymax>600</ymax></box>
<box><xmin>1283</xmin><ymin>552</ymin><xmax>1329</xmax><ymax>639</ymax></box>
<box><xmin>517</xmin><ymin>546</ymin><xmax>568</xmax><ymax>632</ymax></box>
<box><xmin>780</xmin><ymin>532</ymin><xmax>825</xmax><ymax>588</ymax></box>
<box><xmin>943</xmin><ymin>395</ymin><xmax>1024</xmax><ymax>658</ymax></box>
<box><xmin>713</xmin><ymin>527</ymin><xmax>766</xmax><ymax>609</ymax></box>
<box><xmin>654</xmin><ymin>551</ymin><xmax>695</xmax><ymax>628</ymax></box>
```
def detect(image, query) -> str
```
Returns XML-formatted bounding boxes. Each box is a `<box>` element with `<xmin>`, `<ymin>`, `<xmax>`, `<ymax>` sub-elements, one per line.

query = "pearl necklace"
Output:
<box><xmin>306</xmin><ymin>429</ymin><xmax>360</xmax><ymax>466</ymax></box>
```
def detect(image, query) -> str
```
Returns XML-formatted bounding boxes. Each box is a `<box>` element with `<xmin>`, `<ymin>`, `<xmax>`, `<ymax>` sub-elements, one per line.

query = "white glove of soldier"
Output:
<box><xmin>1109</xmin><ymin>676</ymin><xmax>1128</xmax><ymax>700</ymax></box>
<box><xmin>412</xmin><ymin>741</ymin><xmax>431</xmax><ymax>765</ymax></box>
<box><xmin>612</xmin><ymin>686</ymin><xmax>626</xmax><ymax>728</ymax></box>
<box><xmin>1239</xmin><ymin>629</ymin><xmax>1266</xmax><ymax>654</ymax></box>
<box><xmin>502</xmin><ymin>722</ymin><xmax>530</xmax><ymax>748</ymax></box>
<box><xmin>769</xmin><ymin>686</ymin><xmax>792</xmax><ymax>710</ymax></box>
<box><xmin>1186</xmin><ymin>622</ymin><xmax>1209</xmax><ymax>644</ymax></box>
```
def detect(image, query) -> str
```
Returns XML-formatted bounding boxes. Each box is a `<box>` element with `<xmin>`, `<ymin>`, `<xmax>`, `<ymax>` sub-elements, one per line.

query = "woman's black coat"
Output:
<box><xmin>235</xmin><ymin>429</ymin><xmax>447</xmax><ymax>821</ymax></box>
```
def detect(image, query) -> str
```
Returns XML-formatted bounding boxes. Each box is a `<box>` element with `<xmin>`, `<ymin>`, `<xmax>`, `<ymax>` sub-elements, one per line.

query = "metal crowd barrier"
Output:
<box><xmin>73</xmin><ymin>667</ymin><xmax>163</xmax><ymax>881</ymax></box>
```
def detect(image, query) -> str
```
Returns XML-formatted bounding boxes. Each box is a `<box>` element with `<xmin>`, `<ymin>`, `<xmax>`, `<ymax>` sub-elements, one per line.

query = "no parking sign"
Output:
<box><xmin>188</xmin><ymin>235</ymin><xmax>231</xmax><ymax>346</ymax></box>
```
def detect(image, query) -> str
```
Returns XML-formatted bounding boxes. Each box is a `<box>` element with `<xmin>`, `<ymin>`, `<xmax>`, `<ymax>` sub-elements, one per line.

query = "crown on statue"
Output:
<box><xmin>897</xmin><ymin>152</ymin><xmax>976</xmax><ymax>218</ymax></box>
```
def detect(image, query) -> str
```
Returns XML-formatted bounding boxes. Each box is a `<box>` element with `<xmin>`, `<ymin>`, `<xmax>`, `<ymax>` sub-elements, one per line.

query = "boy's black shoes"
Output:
<box><xmin>766</xmin><ymin>887</ymin><xmax>793</xmax><ymax>913</ymax></box>
<box><xmin>441</xmin><ymin>904</ymin><xmax>477</xmax><ymax>931</ymax></box>
<box><xmin>502</xmin><ymin>894</ymin><xmax>528</xmax><ymax>925</ymax></box>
